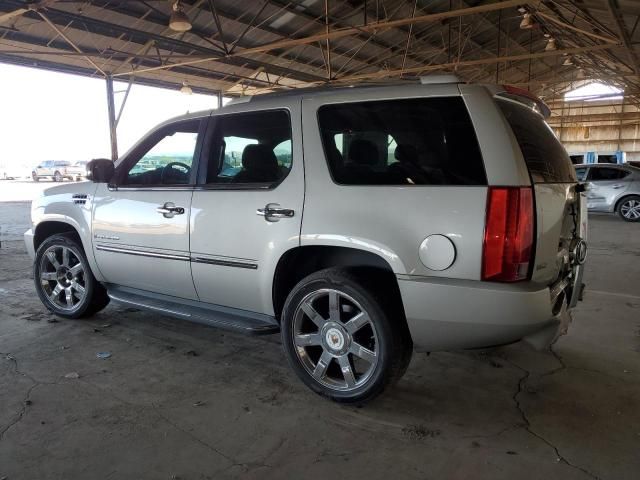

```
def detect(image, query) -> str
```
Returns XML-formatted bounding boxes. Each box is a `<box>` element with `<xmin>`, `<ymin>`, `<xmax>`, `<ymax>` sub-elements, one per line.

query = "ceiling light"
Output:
<box><xmin>545</xmin><ymin>38</ymin><xmax>557</xmax><ymax>51</ymax></box>
<box><xmin>180</xmin><ymin>82</ymin><xmax>193</xmax><ymax>95</ymax></box>
<box><xmin>169</xmin><ymin>1</ymin><xmax>191</xmax><ymax>32</ymax></box>
<box><xmin>520</xmin><ymin>13</ymin><xmax>535</xmax><ymax>30</ymax></box>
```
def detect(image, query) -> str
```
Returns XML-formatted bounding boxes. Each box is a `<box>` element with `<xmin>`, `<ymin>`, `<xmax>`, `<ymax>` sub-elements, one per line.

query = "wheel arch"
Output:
<box><xmin>614</xmin><ymin>193</ymin><xmax>640</xmax><ymax>212</ymax></box>
<box><xmin>272</xmin><ymin>245</ymin><xmax>407</xmax><ymax>324</ymax></box>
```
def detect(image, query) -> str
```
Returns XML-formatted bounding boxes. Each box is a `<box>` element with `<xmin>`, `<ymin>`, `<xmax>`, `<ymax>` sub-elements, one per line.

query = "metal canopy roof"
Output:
<box><xmin>0</xmin><ymin>0</ymin><xmax>639</xmax><ymax>104</ymax></box>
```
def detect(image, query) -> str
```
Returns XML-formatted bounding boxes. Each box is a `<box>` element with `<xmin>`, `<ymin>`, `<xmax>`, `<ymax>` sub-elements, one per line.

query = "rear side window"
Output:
<box><xmin>589</xmin><ymin>168</ymin><xmax>629</xmax><ymax>181</ymax></box>
<box><xmin>317</xmin><ymin>97</ymin><xmax>486</xmax><ymax>185</ymax></box>
<box><xmin>206</xmin><ymin>110</ymin><xmax>292</xmax><ymax>186</ymax></box>
<box><xmin>498</xmin><ymin>99</ymin><xmax>576</xmax><ymax>183</ymax></box>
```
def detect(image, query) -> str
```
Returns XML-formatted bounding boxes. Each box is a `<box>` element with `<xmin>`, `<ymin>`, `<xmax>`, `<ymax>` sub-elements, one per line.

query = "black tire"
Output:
<box><xmin>281</xmin><ymin>268</ymin><xmax>412</xmax><ymax>404</ymax></box>
<box><xmin>32</xmin><ymin>172</ymin><xmax>39</xmax><ymax>182</ymax></box>
<box><xmin>618</xmin><ymin>195</ymin><xmax>640</xmax><ymax>222</ymax></box>
<box><xmin>34</xmin><ymin>233</ymin><xmax>109</xmax><ymax>318</ymax></box>
<box><xmin>53</xmin><ymin>171</ymin><xmax>62</xmax><ymax>182</ymax></box>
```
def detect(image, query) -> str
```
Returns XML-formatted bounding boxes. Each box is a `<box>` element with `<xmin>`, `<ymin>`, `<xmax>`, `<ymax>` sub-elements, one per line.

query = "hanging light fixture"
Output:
<box><xmin>519</xmin><ymin>13</ymin><xmax>535</xmax><ymax>30</ymax></box>
<box><xmin>180</xmin><ymin>81</ymin><xmax>193</xmax><ymax>95</ymax></box>
<box><xmin>545</xmin><ymin>38</ymin><xmax>557</xmax><ymax>51</ymax></box>
<box><xmin>169</xmin><ymin>1</ymin><xmax>192</xmax><ymax>32</ymax></box>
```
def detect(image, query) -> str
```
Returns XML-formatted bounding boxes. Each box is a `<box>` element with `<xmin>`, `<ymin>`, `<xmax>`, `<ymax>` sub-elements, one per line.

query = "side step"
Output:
<box><xmin>106</xmin><ymin>285</ymin><xmax>279</xmax><ymax>335</ymax></box>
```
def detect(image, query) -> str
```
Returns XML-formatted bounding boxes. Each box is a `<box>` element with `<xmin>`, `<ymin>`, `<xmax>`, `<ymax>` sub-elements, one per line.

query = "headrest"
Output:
<box><xmin>348</xmin><ymin>139</ymin><xmax>378</xmax><ymax>166</ymax></box>
<box><xmin>395</xmin><ymin>144</ymin><xmax>419</xmax><ymax>163</ymax></box>
<box><xmin>242</xmin><ymin>144</ymin><xmax>278</xmax><ymax>171</ymax></box>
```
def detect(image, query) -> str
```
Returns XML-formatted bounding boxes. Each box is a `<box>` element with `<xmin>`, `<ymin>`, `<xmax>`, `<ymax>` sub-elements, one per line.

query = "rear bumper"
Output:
<box><xmin>24</xmin><ymin>229</ymin><xmax>35</xmax><ymax>260</ymax></box>
<box><xmin>398</xmin><ymin>276</ymin><xmax>565</xmax><ymax>351</ymax></box>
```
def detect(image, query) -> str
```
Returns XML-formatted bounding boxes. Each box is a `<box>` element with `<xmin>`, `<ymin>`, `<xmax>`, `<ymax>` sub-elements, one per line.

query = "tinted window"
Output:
<box><xmin>122</xmin><ymin>119</ymin><xmax>200</xmax><ymax>186</ymax></box>
<box><xmin>206</xmin><ymin>110</ymin><xmax>291</xmax><ymax>186</ymax></box>
<box><xmin>575</xmin><ymin>167</ymin><xmax>588</xmax><ymax>181</ymax></box>
<box><xmin>498</xmin><ymin>99</ymin><xmax>575</xmax><ymax>183</ymax></box>
<box><xmin>589</xmin><ymin>168</ymin><xmax>629</xmax><ymax>181</ymax></box>
<box><xmin>317</xmin><ymin>97</ymin><xmax>486</xmax><ymax>185</ymax></box>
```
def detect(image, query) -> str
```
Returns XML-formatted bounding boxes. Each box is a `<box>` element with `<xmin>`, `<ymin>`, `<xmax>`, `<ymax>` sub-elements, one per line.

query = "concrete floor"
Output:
<box><xmin>0</xmin><ymin>202</ymin><xmax>638</xmax><ymax>480</ymax></box>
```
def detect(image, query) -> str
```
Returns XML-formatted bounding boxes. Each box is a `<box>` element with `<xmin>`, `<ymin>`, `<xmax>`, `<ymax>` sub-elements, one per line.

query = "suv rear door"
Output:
<box><xmin>189</xmin><ymin>100</ymin><xmax>304</xmax><ymax>315</ymax></box>
<box><xmin>496</xmin><ymin>97</ymin><xmax>585</xmax><ymax>299</ymax></box>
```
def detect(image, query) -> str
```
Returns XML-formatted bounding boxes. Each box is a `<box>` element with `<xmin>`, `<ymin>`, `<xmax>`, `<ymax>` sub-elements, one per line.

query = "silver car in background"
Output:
<box><xmin>575</xmin><ymin>164</ymin><xmax>640</xmax><ymax>222</ymax></box>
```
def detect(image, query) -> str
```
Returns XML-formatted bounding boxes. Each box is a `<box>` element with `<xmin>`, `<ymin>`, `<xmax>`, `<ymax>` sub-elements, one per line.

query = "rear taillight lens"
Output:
<box><xmin>482</xmin><ymin>187</ymin><xmax>534</xmax><ymax>282</ymax></box>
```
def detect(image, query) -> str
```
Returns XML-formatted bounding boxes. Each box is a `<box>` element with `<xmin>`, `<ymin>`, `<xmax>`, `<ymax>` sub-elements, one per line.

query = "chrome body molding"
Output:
<box><xmin>95</xmin><ymin>244</ymin><xmax>190</xmax><ymax>261</ymax></box>
<box><xmin>95</xmin><ymin>245</ymin><xmax>258</xmax><ymax>269</ymax></box>
<box><xmin>191</xmin><ymin>256</ymin><xmax>258</xmax><ymax>270</ymax></box>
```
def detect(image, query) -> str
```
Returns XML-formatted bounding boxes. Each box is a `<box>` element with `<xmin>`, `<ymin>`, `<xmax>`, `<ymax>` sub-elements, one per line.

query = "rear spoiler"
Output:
<box><xmin>485</xmin><ymin>85</ymin><xmax>551</xmax><ymax>119</ymax></box>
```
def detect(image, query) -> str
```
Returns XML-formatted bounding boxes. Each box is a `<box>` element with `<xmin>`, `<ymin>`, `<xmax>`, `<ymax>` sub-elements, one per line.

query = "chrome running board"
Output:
<box><xmin>106</xmin><ymin>285</ymin><xmax>279</xmax><ymax>335</ymax></box>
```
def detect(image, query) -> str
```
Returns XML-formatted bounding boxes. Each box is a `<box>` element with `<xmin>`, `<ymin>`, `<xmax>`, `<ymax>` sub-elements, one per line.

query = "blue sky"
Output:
<box><xmin>0</xmin><ymin>63</ymin><xmax>220</xmax><ymax>169</ymax></box>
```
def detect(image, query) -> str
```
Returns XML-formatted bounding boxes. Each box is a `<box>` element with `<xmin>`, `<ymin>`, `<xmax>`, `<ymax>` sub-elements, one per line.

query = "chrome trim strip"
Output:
<box><xmin>95</xmin><ymin>245</ymin><xmax>190</xmax><ymax>261</ymax></box>
<box><xmin>190</xmin><ymin>256</ymin><xmax>258</xmax><ymax>270</ymax></box>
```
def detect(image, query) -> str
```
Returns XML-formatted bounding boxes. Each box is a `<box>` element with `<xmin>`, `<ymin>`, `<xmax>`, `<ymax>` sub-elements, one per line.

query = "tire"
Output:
<box><xmin>618</xmin><ymin>195</ymin><xmax>640</xmax><ymax>222</ymax></box>
<box><xmin>281</xmin><ymin>268</ymin><xmax>412</xmax><ymax>404</ymax></box>
<box><xmin>34</xmin><ymin>233</ymin><xmax>109</xmax><ymax>318</ymax></box>
<box><xmin>32</xmin><ymin>172</ymin><xmax>39</xmax><ymax>182</ymax></box>
<box><xmin>53</xmin><ymin>171</ymin><xmax>62</xmax><ymax>182</ymax></box>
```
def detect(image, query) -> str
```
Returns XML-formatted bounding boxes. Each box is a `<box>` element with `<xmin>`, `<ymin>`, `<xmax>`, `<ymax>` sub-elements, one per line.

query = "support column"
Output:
<box><xmin>105</xmin><ymin>75</ymin><xmax>118</xmax><ymax>161</ymax></box>
<box><xmin>217</xmin><ymin>90</ymin><xmax>223</xmax><ymax>109</ymax></box>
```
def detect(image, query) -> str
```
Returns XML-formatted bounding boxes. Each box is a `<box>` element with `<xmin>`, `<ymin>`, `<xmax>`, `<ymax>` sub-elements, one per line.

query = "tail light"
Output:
<box><xmin>482</xmin><ymin>187</ymin><xmax>534</xmax><ymax>282</ymax></box>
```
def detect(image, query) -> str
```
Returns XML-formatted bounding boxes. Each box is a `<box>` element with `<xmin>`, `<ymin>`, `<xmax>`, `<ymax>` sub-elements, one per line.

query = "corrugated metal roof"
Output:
<box><xmin>0</xmin><ymin>0</ymin><xmax>638</xmax><ymax>105</ymax></box>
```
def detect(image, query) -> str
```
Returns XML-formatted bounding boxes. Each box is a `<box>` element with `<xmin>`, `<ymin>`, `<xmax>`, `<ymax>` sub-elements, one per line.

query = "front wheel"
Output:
<box><xmin>618</xmin><ymin>196</ymin><xmax>640</xmax><ymax>222</ymax></box>
<box><xmin>34</xmin><ymin>233</ymin><xmax>109</xmax><ymax>318</ymax></box>
<box><xmin>53</xmin><ymin>171</ymin><xmax>62</xmax><ymax>182</ymax></box>
<box><xmin>281</xmin><ymin>268</ymin><xmax>412</xmax><ymax>404</ymax></box>
<box><xmin>32</xmin><ymin>172</ymin><xmax>39</xmax><ymax>182</ymax></box>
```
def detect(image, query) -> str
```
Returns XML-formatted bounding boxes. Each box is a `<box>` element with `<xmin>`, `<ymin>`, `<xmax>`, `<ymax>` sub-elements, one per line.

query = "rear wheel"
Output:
<box><xmin>34</xmin><ymin>234</ymin><xmax>109</xmax><ymax>318</ymax></box>
<box><xmin>281</xmin><ymin>268</ymin><xmax>412</xmax><ymax>404</ymax></box>
<box><xmin>32</xmin><ymin>172</ymin><xmax>39</xmax><ymax>182</ymax></box>
<box><xmin>618</xmin><ymin>196</ymin><xmax>640</xmax><ymax>222</ymax></box>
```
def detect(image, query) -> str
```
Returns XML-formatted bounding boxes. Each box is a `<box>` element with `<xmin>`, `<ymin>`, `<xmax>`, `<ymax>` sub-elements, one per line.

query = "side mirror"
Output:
<box><xmin>86</xmin><ymin>158</ymin><xmax>115</xmax><ymax>183</ymax></box>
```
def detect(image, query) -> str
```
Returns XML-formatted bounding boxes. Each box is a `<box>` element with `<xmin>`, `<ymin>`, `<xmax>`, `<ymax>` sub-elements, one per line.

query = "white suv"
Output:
<box><xmin>25</xmin><ymin>80</ymin><xmax>587</xmax><ymax>403</ymax></box>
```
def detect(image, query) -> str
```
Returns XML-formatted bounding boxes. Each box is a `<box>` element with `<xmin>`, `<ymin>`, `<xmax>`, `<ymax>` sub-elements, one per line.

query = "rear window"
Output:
<box><xmin>317</xmin><ymin>97</ymin><xmax>486</xmax><ymax>186</ymax></box>
<box><xmin>498</xmin><ymin>99</ymin><xmax>576</xmax><ymax>183</ymax></box>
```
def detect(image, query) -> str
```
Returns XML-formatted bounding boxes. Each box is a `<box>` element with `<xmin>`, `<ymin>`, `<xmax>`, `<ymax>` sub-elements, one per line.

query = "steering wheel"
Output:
<box><xmin>161</xmin><ymin>162</ymin><xmax>191</xmax><ymax>184</ymax></box>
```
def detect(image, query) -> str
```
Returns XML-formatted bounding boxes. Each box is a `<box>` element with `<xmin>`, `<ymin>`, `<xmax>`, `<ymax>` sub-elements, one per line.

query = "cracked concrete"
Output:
<box><xmin>1</xmin><ymin>204</ymin><xmax>639</xmax><ymax>479</ymax></box>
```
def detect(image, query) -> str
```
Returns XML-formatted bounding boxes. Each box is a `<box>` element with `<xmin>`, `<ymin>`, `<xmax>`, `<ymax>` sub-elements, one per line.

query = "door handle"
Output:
<box><xmin>612</xmin><ymin>184</ymin><xmax>625</xmax><ymax>189</ymax></box>
<box><xmin>157</xmin><ymin>202</ymin><xmax>185</xmax><ymax>218</ymax></box>
<box><xmin>256</xmin><ymin>203</ymin><xmax>294</xmax><ymax>222</ymax></box>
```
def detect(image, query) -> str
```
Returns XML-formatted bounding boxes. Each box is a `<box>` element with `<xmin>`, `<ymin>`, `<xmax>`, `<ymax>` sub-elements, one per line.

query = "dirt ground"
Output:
<box><xmin>0</xmin><ymin>202</ymin><xmax>638</xmax><ymax>480</ymax></box>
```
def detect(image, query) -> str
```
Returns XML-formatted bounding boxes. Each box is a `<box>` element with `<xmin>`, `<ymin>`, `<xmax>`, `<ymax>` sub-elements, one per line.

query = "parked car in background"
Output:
<box><xmin>626</xmin><ymin>160</ymin><xmax>640</xmax><ymax>169</ymax></box>
<box><xmin>66</xmin><ymin>161</ymin><xmax>88</xmax><ymax>181</ymax></box>
<box><xmin>25</xmin><ymin>80</ymin><xmax>587</xmax><ymax>403</ymax></box>
<box><xmin>575</xmin><ymin>163</ymin><xmax>640</xmax><ymax>222</ymax></box>
<box><xmin>32</xmin><ymin>160</ymin><xmax>75</xmax><ymax>182</ymax></box>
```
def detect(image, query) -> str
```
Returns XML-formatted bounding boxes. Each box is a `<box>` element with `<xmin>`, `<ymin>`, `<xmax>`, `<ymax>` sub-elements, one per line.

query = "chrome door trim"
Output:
<box><xmin>190</xmin><ymin>256</ymin><xmax>258</xmax><ymax>270</ymax></box>
<box><xmin>95</xmin><ymin>245</ymin><xmax>190</xmax><ymax>261</ymax></box>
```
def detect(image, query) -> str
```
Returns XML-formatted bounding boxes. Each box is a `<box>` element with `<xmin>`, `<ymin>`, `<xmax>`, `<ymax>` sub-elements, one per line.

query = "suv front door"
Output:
<box><xmin>92</xmin><ymin>118</ymin><xmax>205</xmax><ymax>299</ymax></box>
<box><xmin>190</xmin><ymin>103</ymin><xmax>304</xmax><ymax>315</ymax></box>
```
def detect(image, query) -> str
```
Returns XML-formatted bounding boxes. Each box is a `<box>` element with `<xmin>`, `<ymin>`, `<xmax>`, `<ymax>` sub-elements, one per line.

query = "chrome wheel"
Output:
<box><xmin>620</xmin><ymin>199</ymin><xmax>640</xmax><ymax>220</ymax></box>
<box><xmin>292</xmin><ymin>288</ymin><xmax>379</xmax><ymax>392</ymax></box>
<box><xmin>38</xmin><ymin>245</ymin><xmax>86</xmax><ymax>312</ymax></box>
